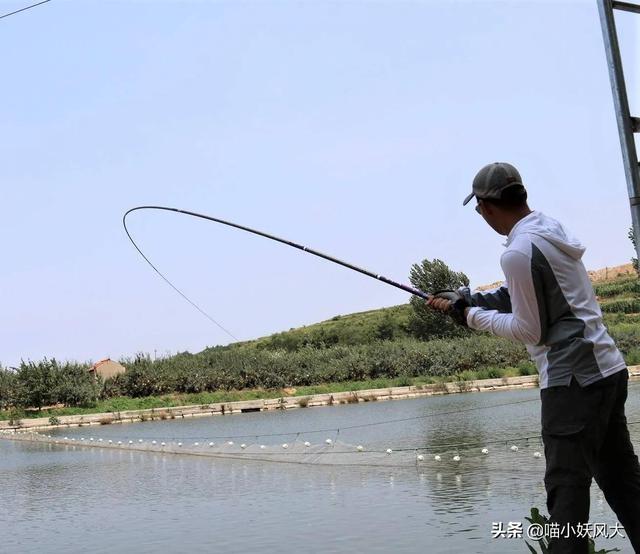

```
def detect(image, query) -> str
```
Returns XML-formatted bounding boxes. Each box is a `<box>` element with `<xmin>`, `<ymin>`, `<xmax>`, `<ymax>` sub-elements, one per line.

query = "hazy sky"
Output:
<box><xmin>1</xmin><ymin>0</ymin><xmax>638</xmax><ymax>367</ymax></box>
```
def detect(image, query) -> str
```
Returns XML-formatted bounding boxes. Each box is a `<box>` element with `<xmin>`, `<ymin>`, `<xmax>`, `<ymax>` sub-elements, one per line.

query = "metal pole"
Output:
<box><xmin>597</xmin><ymin>0</ymin><xmax>640</xmax><ymax>269</ymax></box>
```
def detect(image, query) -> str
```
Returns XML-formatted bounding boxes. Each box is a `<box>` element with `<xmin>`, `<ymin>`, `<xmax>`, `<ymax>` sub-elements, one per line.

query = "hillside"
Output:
<box><xmin>226</xmin><ymin>304</ymin><xmax>413</xmax><ymax>352</ymax></box>
<box><xmin>218</xmin><ymin>264</ymin><xmax>639</xmax><ymax>354</ymax></box>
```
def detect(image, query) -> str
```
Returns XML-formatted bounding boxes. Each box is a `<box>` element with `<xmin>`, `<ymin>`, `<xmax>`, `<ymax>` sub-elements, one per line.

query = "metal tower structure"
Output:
<box><xmin>598</xmin><ymin>0</ymin><xmax>640</xmax><ymax>266</ymax></box>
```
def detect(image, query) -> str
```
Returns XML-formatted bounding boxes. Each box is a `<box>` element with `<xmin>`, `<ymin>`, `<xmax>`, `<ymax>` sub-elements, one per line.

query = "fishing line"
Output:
<box><xmin>123</xmin><ymin>207</ymin><xmax>239</xmax><ymax>340</ymax></box>
<box><xmin>0</xmin><ymin>0</ymin><xmax>50</xmax><ymax>20</ymax></box>
<box><xmin>123</xmin><ymin>206</ymin><xmax>429</xmax><ymax>339</ymax></box>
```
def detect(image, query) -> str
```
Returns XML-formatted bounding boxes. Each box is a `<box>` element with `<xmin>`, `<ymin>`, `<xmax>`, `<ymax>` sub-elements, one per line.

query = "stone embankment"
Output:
<box><xmin>2</xmin><ymin>366</ymin><xmax>639</xmax><ymax>432</ymax></box>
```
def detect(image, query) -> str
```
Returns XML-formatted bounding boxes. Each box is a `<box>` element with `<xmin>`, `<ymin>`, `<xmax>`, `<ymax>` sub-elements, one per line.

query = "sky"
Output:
<box><xmin>1</xmin><ymin>0</ymin><xmax>638</xmax><ymax>367</ymax></box>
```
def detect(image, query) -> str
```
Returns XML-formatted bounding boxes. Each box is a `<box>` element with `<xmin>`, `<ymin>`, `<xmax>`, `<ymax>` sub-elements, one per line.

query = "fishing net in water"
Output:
<box><xmin>2</xmin><ymin>428</ymin><xmax>549</xmax><ymax>472</ymax></box>
<box><xmin>3</xmin><ymin>391</ymin><xmax>638</xmax><ymax>471</ymax></box>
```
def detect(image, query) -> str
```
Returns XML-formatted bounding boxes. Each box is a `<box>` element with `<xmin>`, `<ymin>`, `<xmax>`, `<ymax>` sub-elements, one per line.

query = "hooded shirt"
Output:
<box><xmin>466</xmin><ymin>211</ymin><xmax>626</xmax><ymax>389</ymax></box>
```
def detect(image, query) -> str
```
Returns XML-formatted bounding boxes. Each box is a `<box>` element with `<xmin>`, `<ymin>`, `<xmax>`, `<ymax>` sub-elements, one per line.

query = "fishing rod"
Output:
<box><xmin>123</xmin><ymin>206</ymin><xmax>433</xmax><ymax>339</ymax></box>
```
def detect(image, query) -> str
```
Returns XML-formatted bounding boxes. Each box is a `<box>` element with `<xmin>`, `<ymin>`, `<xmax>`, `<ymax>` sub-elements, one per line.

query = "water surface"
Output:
<box><xmin>2</xmin><ymin>384</ymin><xmax>639</xmax><ymax>553</ymax></box>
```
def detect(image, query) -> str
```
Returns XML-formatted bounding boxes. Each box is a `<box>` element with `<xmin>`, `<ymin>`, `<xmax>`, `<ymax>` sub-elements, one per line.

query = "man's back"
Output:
<box><xmin>504</xmin><ymin>211</ymin><xmax>626</xmax><ymax>388</ymax></box>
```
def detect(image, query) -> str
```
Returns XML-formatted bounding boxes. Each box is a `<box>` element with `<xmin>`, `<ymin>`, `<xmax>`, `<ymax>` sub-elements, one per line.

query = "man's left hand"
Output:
<box><xmin>426</xmin><ymin>296</ymin><xmax>453</xmax><ymax>313</ymax></box>
<box><xmin>425</xmin><ymin>290</ymin><xmax>470</xmax><ymax>326</ymax></box>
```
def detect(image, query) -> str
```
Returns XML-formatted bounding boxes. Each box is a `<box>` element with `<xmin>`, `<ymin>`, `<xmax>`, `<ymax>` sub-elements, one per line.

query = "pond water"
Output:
<box><xmin>2</xmin><ymin>383</ymin><xmax>639</xmax><ymax>553</ymax></box>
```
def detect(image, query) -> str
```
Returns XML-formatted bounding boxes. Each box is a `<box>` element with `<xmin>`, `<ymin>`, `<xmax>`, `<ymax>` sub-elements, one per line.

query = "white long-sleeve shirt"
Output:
<box><xmin>465</xmin><ymin>211</ymin><xmax>625</xmax><ymax>388</ymax></box>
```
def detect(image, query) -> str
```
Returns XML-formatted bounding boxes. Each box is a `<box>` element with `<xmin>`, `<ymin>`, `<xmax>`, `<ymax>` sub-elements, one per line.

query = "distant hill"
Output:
<box><xmin>209</xmin><ymin>264</ymin><xmax>638</xmax><ymax>353</ymax></box>
<box><xmin>206</xmin><ymin>304</ymin><xmax>414</xmax><ymax>353</ymax></box>
<box><xmin>476</xmin><ymin>263</ymin><xmax>635</xmax><ymax>291</ymax></box>
<box><xmin>587</xmin><ymin>263</ymin><xmax>636</xmax><ymax>283</ymax></box>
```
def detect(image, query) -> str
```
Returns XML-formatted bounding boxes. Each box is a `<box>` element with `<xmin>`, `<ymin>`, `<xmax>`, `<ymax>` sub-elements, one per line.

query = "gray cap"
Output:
<box><xmin>463</xmin><ymin>162</ymin><xmax>523</xmax><ymax>206</ymax></box>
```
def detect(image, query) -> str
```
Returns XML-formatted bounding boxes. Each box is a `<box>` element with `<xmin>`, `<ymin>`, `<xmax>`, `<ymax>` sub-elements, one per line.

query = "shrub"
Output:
<box><xmin>6</xmin><ymin>335</ymin><xmax>530</xmax><ymax>404</ymax></box>
<box><xmin>624</xmin><ymin>348</ymin><xmax>640</xmax><ymax>366</ymax></box>
<box><xmin>594</xmin><ymin>277</ymin><xmax>640</xmax><ymax>298</ymax></box>
<box><xmin>8</xmin><ymin>410</ymin><xmax>23</xmax><ymax>427</ymax></box>
<box><xmin>517</xmin><ymin>361</ymin><xmax>537</xmax><ymax>376</ymax></box>
<box><xmin>601</xmin><ymin>299</ymin><xmax>640</xmax><ymax>314</ymax></box>
<box><xmin>610</xmin><ymin>328</ymin><xmax>640</xmax><ymax>355</ymax></box>
<box><xmin>101</xmin><ymin>375</ymin><xmax>125</xmax><ymax>399</ymax></box>
<box><xmin>525</xmin><ymin>506</ymin><xmax>620</xmax><ymax>553</ymax></box>
<box><xmin>298</xmin><ymin>397</ymin><xmax>310</xmax><ymax>408</ymax></box>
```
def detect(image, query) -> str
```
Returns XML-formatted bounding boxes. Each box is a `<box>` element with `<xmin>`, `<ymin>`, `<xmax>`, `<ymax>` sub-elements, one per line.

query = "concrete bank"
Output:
<box><xmin>2</xmin><ymin>366</ymin><xmax>639</xmax><ymax>432</ymax></box>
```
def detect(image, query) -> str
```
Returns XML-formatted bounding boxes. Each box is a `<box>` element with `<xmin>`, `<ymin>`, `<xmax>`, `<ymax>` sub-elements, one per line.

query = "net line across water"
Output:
<box><xmin>2</xmin><ymin>384</ymin><xmax>638</xmax><ymax>469</ymax></box>
<box><xmin>1</xmin><ymin>429</ymin><xmax>549</xmax><ymax>470</ymax></box>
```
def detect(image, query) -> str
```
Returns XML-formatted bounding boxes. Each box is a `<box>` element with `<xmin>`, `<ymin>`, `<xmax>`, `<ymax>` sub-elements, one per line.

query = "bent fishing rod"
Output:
<box><xmin>123</xmin><ymin>206</ymin><xmax>434</xmax><ymax>339</ymax></box>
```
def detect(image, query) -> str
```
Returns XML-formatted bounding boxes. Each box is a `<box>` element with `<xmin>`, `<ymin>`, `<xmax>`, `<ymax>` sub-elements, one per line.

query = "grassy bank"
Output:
<box><xmin>0</xmin><ymin>364</ymin><xmax>535</xmax><ymax>421</ymax></box>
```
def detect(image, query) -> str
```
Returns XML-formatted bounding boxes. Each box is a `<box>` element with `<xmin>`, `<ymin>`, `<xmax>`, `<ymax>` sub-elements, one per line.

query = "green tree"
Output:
<box><xmin>408</xmin><ymin>258</ymin><xmax>470</xmax><ymax>340</ymax></box>
<box><xmin>630</xmin><ymin>226</ymin><xmax>639</xmax><ymax>276</ymax></box>
<box><xmin>52</xmin><ymin>362</ymin><xmax>97</xmax><ymax>408</ymax></box>
<box><xmin>0</xmin><ymin>366</ymin><xmax>17</xmax><ymax>411</ymax></box>
<box><xmin>16</xmin><ymin>359</ymin><xmax>57</xmax><ymax>411</ymax></box>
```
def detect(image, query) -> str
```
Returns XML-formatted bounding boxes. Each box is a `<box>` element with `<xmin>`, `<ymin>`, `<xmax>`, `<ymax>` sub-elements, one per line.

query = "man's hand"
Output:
<box><xmin>425</xmin><ymin>290</ymin><xmax>470</xmax><ymax>326</ymax></box>
<box><xmin>426</xmin><ymin>296</ymin><xmax>453</xmax><ymax>313</ymax></box>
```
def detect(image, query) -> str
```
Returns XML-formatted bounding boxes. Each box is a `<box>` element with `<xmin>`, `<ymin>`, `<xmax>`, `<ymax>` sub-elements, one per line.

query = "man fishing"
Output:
<box><xmin>427</xmin><ymin>162</ymin><xmax>640</xmax><ymax>553</ymax></box>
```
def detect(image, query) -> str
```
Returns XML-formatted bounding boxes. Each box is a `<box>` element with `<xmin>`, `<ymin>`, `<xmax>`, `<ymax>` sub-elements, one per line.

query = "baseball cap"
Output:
<box><xmin>463</xmin><ymin>162</ymin><xmax>524</xmax><ymax>206</ymax></box>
